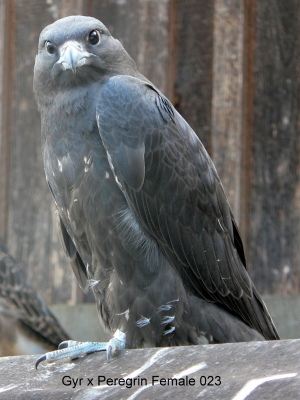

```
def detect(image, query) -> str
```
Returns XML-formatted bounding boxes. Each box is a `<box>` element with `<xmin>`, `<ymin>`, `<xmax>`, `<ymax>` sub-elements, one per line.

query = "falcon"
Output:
<box><xmin>33</xmin><ymin>15</ymin><xmax>279</xmax><ymax>367</ymax></box>
<box><xmin>0</xmin><ymin>237</ymin><xmax>70</xmax><ymax>356</ymax></box>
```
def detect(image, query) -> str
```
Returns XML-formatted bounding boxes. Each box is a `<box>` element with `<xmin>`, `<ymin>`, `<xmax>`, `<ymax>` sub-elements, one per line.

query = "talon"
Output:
<box><xmin>58</xmin><ymin>339</ymin><xmax>82</xmax><ymax>349</ymax></box>
<box><xmin>35</xmin><ymin>354</ymin><xmax>46</xmax><ymax>369</ymax></box>
<box><xmin>58</xmin><ymin>341</ymin><xmax>69</xmax><ymax>349</ymax></box>
<box><xmin>106</xmin><ymin>345</ymin><xmax>112</xmax><ymax>361</ymax></box>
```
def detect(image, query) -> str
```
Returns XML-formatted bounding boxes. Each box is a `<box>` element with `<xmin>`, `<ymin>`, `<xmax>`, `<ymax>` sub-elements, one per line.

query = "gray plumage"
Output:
<box><xmin>33</xmin><ymin>15</ymin><xmax>279</xmax><ymax>351</ymax></box>
<box><xmin>0</xmin><ymin>237</ymin><xmax>70</xmax><ymax>356</ymax></box>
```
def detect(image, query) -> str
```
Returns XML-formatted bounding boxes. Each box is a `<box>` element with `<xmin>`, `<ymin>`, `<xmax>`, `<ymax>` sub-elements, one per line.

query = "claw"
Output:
<box><xmin>35</xmin><ymin>354</ymin><xmax>46</xmax><ymax>370</ymax></box>
<box><xmin>105</xmin><ymin>329</ymin><xmax>126</xmax><ymax>361</ymax></box>
<box><xmin>58</xmin><ymin>340</ymin><xmax>81</xmax><ymax>349</ymax></box>
<box><xmin>58</xmin><ymin>341</ymin><xmax>69</xmax><ymax>350</ymax></box>
<box><xmin>106</xmin><ymin>344</ymin><xmax>112</xmax><ymax>361</ymax></box>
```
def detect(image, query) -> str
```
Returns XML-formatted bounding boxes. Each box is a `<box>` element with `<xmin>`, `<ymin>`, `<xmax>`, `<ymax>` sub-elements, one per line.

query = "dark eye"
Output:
<box><xmin>45</xmin><ymin>41</ymin><xmax>56</xmax><ymax>55</ymax></box>
<box><xmin>88</xmin><ymin>30</ymin><xmax>100</xmax><ymax>45</ymax></box>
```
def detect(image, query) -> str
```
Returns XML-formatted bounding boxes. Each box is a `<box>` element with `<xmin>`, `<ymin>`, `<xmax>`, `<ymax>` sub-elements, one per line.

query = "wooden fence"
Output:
<box><xmin>0</xmin><ymin>0</ymin><xmax>299</xmax><ymax>306</ymax></box>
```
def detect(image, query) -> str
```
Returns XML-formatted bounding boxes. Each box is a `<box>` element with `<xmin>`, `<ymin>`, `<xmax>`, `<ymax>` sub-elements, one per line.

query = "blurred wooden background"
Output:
<box><xmin>0</xmin><ymin>0</ymin><xmax>299</xmax><ymax>314</ymax></box>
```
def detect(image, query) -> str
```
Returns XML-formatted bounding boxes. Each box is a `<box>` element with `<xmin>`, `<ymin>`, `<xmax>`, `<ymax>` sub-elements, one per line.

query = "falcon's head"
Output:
<box><xmin>34</xmin><ymin>15</ymin><xmax>137</xmax><ymax>95</ymax></box>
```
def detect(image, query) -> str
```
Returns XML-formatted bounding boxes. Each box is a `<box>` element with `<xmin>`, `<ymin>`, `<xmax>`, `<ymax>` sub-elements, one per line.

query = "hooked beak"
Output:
<box><xmin>57</xmin><ymin>41</ymin><xmax>90</xmax><ymax>73</ymax></box>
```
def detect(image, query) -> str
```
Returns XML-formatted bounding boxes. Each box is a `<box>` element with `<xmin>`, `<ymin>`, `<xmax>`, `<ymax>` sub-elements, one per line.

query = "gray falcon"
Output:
<box><xmin>33</xmin><ymin>15</ymin><xmax>279</xmax><ymax>367</ymax></box>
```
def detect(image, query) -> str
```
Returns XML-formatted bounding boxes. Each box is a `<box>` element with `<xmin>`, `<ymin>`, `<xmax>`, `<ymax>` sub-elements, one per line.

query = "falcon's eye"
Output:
<box><xmin>45</xmin><ymin>41</ymin><xmax>56</xmax><ymax>55</ymax></box>
<box><xmin>88</xmin><ymin>30</ymin><xmax>100</xmax><ymax>45</ymax></box>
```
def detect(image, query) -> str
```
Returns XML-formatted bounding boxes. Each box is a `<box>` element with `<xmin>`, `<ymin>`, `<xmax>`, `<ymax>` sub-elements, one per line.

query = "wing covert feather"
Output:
<box><xmin>57</xmin><ymin>214</ymin><xmax>88</xmax><ymax>293</ymax></box>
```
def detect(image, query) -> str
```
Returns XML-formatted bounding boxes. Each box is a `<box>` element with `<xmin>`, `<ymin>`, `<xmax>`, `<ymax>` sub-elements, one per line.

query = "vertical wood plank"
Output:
<box><xmin>0</xmin><ymin>0</ymin><xmax>14</xmax><ymax>242</ymax></box>
<box><xmin>211</xmin><ymin>0</ymin><xmax>246</xmax><ymax>225</ymax></box>
<box><xmin>239</xmin><ymin>0</ymin><xmax>255</xmax><ymax>256</ymax></box>
<box><xmin>249</xmin><ymin>0</ymin><xmax>300</xmax><ymax>293</ymax></box>
<box><xmin>175</xmin><ymin>0</ymin><xmax>214</xmax><ymax>153</ymax></box>
<box><xmin>166</xmin><ymin>0</ymin><xmax>179</xmax><ymax>104</ymax></box>
<box><xmin>52</xmin><ymin>0</ymin><xmax>93</xmax><ymax>18</ymax></box>
<box><xmin>92</xmin><ymin>0</ymin><xmax>172</xmax><ymax>96</ymax></box>
<box><xmin>0</xmin><ymin>0</ymin><xmax>6</xmax><ymax>237</ymax></box>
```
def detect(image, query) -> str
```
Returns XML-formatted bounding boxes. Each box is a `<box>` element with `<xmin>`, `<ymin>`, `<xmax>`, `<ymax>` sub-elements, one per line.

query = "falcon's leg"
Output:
<box><xmin>35</xmin><ymin>329</ymin><xmax>126</xmax><ymax>369</ymax></box>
